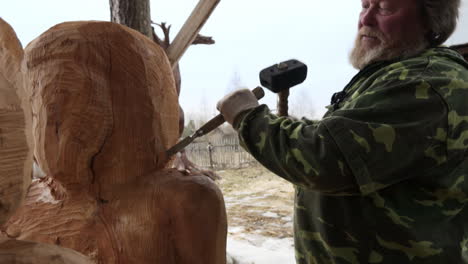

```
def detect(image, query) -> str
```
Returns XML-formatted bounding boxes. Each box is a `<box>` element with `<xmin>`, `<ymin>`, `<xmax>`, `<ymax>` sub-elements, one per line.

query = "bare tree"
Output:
<box><xmin>109</xmin><ymin>0</ymin><xmax>153</xmax><ymax>38</ymax></box>
<box><xmin>109</xmin><ymin>0</ymin><xmax>216</xmax><ymax>126</ymax></box>
<box><xmin>109</xmin><ymin>0</ymin><xmax>216</xmax><ymax>54</ymax></box>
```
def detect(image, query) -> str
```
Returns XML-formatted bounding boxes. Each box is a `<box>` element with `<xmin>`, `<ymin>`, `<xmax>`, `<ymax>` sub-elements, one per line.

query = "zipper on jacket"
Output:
<box><xmin>329</xmin><ymin>61</ymin><xmax>390</xmax><ymax>111</ymax></box>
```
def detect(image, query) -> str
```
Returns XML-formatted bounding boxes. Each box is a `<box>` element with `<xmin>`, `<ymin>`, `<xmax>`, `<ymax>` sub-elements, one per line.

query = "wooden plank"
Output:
<box><xmin>166</xmin><ymin>0</ymin><xmax>220</xmax><ymax>68</ymax></box>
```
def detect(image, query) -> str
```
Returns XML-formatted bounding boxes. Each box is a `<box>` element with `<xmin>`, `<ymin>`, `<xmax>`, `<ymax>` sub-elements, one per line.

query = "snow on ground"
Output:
<box><xmin>218</xmin><ymin>167</ymin><xmax>297</xmax><ymax>264</ymax></box>
<box><xmin>226</xmin><ymin>236</ymin><xmax>295</xmax><ymax>264</ymax></box>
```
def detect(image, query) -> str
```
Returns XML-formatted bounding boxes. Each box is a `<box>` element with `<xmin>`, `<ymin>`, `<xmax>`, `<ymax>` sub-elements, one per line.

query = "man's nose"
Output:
<box><xmin>360</xmin><ymin>7</ymin><xmax>377</xmax><ymax>27</ymax></box>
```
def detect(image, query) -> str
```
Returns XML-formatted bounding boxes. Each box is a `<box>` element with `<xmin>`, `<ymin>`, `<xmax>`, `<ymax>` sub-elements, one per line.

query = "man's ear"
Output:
<box><xmin>426</xmin><ymin>30</ymin><xmax>441</xmax><ymax>47</ymax></box>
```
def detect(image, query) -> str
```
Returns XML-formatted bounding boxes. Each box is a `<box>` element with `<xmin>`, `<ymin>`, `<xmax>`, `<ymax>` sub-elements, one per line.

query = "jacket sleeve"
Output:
<box><xmin>238</xmin><ymin>66</ymin><xmax>448</xmax><ymax>196</ymax></box>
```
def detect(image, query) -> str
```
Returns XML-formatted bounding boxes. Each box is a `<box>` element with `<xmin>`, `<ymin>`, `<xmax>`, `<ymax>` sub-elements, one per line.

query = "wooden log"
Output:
<box><xmin>0</xmin><ymin>238</ymin><xmax>92</xmax><ymax>264</ymax></box>
<box><xmin>0</xmin><ymin>18</ymin><xmax>32</xmax><ymax>225</ymax></box>
<box><xmin>5</xmin><ymin>21</ymin><xmax>227</xmax><ymax>264</ymax></box>
<box><xmin>0</xmin><ymin>18</ymin><xmax>92</xmax><ymax>264</ymax></box>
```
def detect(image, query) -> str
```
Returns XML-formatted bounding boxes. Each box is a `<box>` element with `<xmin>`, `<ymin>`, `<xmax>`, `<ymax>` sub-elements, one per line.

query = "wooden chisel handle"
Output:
<box><xmin>165</xmin><ymin>86</ymin><xmax>264</xmax><ymax>157</ymax></box>
<box><xmin>197</xmin><ymin>86</ymin><xmax>265</xmax><ymax>136</ymax></box>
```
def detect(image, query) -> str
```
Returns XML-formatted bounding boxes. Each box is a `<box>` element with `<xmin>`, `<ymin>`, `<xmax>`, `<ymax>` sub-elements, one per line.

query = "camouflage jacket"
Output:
<box><xmin>237</xmin><ymin>47</ymin><xmax>468</xmax><ymax>264</ymax></box>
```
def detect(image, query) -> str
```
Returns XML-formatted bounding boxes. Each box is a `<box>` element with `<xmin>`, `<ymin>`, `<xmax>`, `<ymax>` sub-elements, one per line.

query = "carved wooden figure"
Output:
<box><xmin>0</xmin><ymin>18</ymin><xmax>92</xmax><ymax>264</ymax></box>
<box><xmin>0</xmin><ymin>17</ymin><xmax>31</xmax><ymax>226</ymax></box>
<box><xmin>4</xmin><ymin>21</ymin><xmax>227</xmax><ymax>263</ymax></box>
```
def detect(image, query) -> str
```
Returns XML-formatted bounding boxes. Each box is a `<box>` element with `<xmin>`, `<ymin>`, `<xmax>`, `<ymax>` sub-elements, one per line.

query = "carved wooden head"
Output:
<box><xmin>25</xmin><ymin>21</ymin><xmax>179</xmax><ymax>188</ymax></box>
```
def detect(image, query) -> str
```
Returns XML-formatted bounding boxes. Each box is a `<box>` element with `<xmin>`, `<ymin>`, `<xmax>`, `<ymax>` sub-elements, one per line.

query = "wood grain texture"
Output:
<box><xmin>0</xmin><ymin>238</ymin><xmax>92</xmax><ymax>264</ymax></box>
<box><xmin>0</xmin><ymin>18</ymin><xmax>32</xmax><ymax>225</ymax></box>
<box><xmin>0</xmin><ymin>18</ymin><xmax>91</xmax><ymax>263</ymax></box>
<box><xmin>6</xmin><ymin>169</ymin><xmax>227</xmax><ymax>263</ymax></box>
<box><xmin>5</xmin><ymin>21</ymin><xmax>227</xmax><ymax>264</ymax></box>
<box><xmin>23</xmin><ymin>21</ymin><xmax>179</xmax><ymax>188</ymax></box>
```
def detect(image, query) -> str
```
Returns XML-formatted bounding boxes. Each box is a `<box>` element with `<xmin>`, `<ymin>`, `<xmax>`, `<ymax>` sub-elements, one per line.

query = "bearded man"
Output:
<box><xmin>217</xmin><ymin>0</ymin><xmax>468</xmax><ymax>263</ymax></box>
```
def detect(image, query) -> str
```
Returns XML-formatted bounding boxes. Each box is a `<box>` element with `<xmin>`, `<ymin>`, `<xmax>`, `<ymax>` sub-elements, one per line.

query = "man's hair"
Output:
<box><xmin>422</xmin><ymin>0</ymin><xmax>461</xmax><ymax>46</ymax></box>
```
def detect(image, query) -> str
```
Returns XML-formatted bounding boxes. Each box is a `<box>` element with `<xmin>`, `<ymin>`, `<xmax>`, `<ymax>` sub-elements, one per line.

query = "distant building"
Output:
<box><xmin>205</xmin><ymin>125</ymin><xmax>237</xmax><ymax>143</ymax></box>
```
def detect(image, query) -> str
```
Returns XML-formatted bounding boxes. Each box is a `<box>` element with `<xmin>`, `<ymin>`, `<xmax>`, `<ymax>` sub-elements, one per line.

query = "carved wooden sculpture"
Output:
<box><xmin>0</xmin><ymin>17</ymin><xmax>31</xmax><ymax>225</ymax></box>
<box><xmin>0</xmin><ymin>18</ymin><xmax>92</xmax><ymax>264</ymax></box>
<box><xmin>150</xmin><ymin>0</ymin><xmax>221</xmax><ymax>178</ymax></box>
<box><xmin>3</xmin><ymin>20</ymin><xmax>226</xmax><ymax>264</ymax></box>
<box><xmin>0</xmin><ymin>239</ymin><xmax>92</xmax><ymax>264</ymax></box>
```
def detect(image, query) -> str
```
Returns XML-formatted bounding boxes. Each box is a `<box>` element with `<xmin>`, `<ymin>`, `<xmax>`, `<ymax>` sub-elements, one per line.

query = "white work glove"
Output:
<box><xmin>216</xmin><ymin>89</ymin><xmax>259</xmax><ymax>129</ymax></box>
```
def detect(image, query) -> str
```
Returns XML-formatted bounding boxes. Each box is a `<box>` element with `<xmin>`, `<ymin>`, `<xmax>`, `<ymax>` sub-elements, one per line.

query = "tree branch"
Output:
<box><xmin>152</xmin><ymin>21</ymin><xmax>215</xmax><ymax>49</ymax></box>
<box><xmin>192</xmin><ymin>34</ymin><xmax>215</xmax><ymax>45</ymax></box>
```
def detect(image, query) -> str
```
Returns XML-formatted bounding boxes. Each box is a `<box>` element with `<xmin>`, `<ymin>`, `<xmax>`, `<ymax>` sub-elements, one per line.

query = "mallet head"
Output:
<box><xmin>259</xmin><ymin>59</ymin><xmax>307</xmax><ymax>93</ymax></box>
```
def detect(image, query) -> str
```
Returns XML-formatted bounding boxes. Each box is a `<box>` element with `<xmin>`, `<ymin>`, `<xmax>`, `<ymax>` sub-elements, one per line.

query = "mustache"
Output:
<box><xmin>359</xmin><ymin>27</ymin><xmax>385</xmax><ymax>40</ymax></box>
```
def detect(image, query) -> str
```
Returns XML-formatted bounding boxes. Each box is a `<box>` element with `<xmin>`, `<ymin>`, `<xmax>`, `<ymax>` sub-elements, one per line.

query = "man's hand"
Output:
<box><xmin>216</xmin><ymin>89</ymin><xmax>259</xmax><ymax>129</ymax></box>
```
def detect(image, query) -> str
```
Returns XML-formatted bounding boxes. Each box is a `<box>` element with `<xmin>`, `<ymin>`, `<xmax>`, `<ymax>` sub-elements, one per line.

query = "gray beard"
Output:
<box><xmin>349</xmin><ymin>34</ymin><xmax>428</xmax><ymax>70</ymax></box>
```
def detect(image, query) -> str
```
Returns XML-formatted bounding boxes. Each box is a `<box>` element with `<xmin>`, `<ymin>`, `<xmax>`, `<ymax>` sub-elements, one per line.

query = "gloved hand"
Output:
<box><xmin>216</xmin><ymin>89</ymin><xmax>259</xmax><ymax>129</ymax></box>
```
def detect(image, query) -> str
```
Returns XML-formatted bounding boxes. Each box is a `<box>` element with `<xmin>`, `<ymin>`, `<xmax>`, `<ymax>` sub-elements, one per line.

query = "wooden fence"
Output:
<box><xmin>185</xmin><ymin>136</ymin><xmax>258</xmax><ymax>169</ymax></box>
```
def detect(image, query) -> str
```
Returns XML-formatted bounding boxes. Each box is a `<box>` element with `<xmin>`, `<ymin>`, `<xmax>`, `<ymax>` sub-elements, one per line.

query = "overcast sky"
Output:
<box><xmin>3</xmin><ymin>0</ymin><xmax>468</xmax><ymax>120</ymax></box>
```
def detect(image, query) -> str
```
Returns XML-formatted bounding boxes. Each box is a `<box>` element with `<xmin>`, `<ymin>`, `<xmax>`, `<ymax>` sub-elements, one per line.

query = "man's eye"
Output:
<box><xmin>379</xmin><ymin>7</ymin><xmax>392</xmax><ymax>15</ymax></box>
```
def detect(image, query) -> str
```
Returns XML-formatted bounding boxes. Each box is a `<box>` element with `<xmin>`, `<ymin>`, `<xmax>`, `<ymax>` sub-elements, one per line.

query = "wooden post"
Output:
<box><xmin>208</xmin><ymin>142</ymin><xmax>214</xmax><ymax>168</ymax></box>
